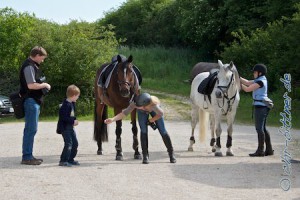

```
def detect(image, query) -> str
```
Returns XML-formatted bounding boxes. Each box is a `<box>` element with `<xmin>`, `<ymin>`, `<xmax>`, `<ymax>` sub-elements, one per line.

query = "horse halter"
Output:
<box><xmin>216</xmin><ymin>73</ymin><xmax>237</xmax><ymax>115</ymax></box>
<box><xmin>116</xmin><ymin>61</ymin><xmax>136</xmax><ymax>98</ymax></box>
<box><xmin>117</xmin><ymin>62</ymin><xmax>133</xmax><ymax>88</ymax></box>
<box><xmin>216</xmin><ymin>73</ymin><xmax>234</xmax><ymax>97</ymax></box>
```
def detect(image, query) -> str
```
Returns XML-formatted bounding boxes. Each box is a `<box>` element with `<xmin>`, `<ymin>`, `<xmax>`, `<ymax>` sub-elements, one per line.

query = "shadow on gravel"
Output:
<box><xmin>0</xmin><ymin>155</ymin><xmax>120</xmax><ymax>169</ymax></box>
<box><xmin>170</xmin><ymin>162</ymin><xmax>300</xmax><ymax>189</ymax></box>
<box><xmin>0</xmin><ymin>151</ymin><xmax>176</xmax><ymax>169</ymax></box>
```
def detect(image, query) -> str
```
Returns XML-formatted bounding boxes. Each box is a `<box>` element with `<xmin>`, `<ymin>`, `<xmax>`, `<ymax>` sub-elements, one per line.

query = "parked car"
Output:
<box><xmin>0</xmin><ymin>95</ymin><xmax>14</xmax><ymax>117</ymax></box>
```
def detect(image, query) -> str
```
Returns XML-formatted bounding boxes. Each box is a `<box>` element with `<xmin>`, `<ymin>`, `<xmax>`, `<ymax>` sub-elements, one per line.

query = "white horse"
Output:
<box><xmin>189</xmin><ymin>60</ymin><xmax>240</xmax><ymax>156</ymax></box>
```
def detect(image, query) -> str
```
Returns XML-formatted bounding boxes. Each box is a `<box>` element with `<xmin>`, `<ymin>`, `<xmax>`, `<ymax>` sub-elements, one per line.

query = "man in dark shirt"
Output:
<box><xmin>20</xmin><ymin>46</ymin><xmax>51</xmax><ymax>165</ymax></box>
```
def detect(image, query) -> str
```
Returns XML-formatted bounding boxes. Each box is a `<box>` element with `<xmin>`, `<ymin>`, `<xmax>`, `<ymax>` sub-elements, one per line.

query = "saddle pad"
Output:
<box><xmin>133</xmin><ymin>66</ymin><xmax>142</xmax><ymax>85</ymax></box>
<box><xmin>198</xmin><ymin>71</ymin><xmax>218</xmax><ymax>95</ymax></box>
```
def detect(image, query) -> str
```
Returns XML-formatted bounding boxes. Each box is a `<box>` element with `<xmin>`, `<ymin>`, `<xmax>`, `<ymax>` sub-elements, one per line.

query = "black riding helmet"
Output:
<box><xmin>252</xmin><ymin>64</ymin><xmax>267</xmax><ymax>75</ymax></box>
<box><xmin>134</xmin><ymin>93</ymin><xmax>151</xmax><ymax>107</ymax></box>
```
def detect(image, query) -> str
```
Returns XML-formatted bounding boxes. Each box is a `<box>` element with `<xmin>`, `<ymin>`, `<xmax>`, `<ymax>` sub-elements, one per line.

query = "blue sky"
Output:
<box><xmin>0</xmin><ymin>0</ymin><xmax>126</xmax><ymax>24</ymax></box>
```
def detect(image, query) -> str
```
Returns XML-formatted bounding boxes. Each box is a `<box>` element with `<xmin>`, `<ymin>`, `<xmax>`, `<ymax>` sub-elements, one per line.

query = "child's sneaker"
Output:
<box><xmin>59</xmin><ymin>162</ymin><xmax>72</xmax><ymax>167</ymax></box>
<box><xmin>69</xmin><ymin>160</ymin><xmax>80</xmax><ymax>165</ymax></box>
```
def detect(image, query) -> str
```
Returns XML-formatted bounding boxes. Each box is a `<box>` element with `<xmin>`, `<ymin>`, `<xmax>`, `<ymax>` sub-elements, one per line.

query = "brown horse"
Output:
<box><xmin>190</xmin><ymin>62</ymin><xmax>219</xmax><ymax>81</ymax></box>
<box><xmin>94</xmin><ymin>55</ymin><xmax>141</xmax><ymax>160</ymax></box>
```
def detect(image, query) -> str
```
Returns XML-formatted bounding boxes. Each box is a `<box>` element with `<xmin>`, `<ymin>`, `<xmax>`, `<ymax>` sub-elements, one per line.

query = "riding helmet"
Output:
<box><xmin>252</xmin><ymin>64</ymin><xmax>267</xmax><ymax>75</ymax></box>
<box><xmin>111</xmin><ymin>54</ymin><xmax>127</xmax><ymax>63</ymax></box>
<box><xmin>135</xmin><ymin>93</ymin><xmax>151</xmax><ymax>107</ymax></box>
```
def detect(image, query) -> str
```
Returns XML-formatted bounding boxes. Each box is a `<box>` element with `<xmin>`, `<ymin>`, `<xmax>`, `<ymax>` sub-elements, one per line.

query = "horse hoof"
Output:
<box><xmin>97</xmin><ymin>151</ymin><xmax>103</xmax><ymax>155</ymax></box>
<box><xmin>215</xmin><ymin>152</ymin><xmax>223</xmax><ymax>157</ymax></box>
<box><xmin>116</xmin><ymin>155</ymin><xmax>124</xmax><ymax>161</ymax></box>
<box><xmin>134</xmin><ymin>154</ymin><xmax>142</xmax><ymax>160</ymax></box>
<box><xmin>226</xmin><ymin>151</ymin><xmax>234</xmax><ymax>156</ymax></box>
<box><xmin>188</xmin><ymin>147</ymin><xmax>193</xmax><ymax>151</ymax></box>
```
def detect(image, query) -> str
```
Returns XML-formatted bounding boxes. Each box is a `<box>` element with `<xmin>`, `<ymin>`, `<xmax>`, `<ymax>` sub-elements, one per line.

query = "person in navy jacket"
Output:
<box><xmin>240</xmin><ymin>64</ymin><xmax>274</xmax><ymax>157</ymax></box>
<box><xmin>56</xmin><ymin>85</ymin><xmax>80</xmax><ymax>166</ymax></box>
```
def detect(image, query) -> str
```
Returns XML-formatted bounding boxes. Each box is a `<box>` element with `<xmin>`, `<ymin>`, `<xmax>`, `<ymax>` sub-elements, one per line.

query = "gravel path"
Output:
<box><xmin>0</xmin><ymin>121</ymin><xmax>299</xmax><ymax>200</ymax></box>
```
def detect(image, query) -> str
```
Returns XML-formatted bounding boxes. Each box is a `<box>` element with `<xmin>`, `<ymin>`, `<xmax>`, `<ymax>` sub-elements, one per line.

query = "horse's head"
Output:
<box><xmin>215</xmin><ymin>60</ymin><xmax>240</xmax><ymax>98</ymax></box>
<box><xmin>116</xmin><ymin>55</ymin><xmax>135</xmax><ymax>97</ymax></box>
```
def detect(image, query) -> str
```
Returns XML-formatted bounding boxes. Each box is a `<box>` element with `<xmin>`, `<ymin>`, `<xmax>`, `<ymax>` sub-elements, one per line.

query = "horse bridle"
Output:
<box><xmin>116</xmin><ymin>62</ymin><xmax>137</xmax><ymax>99</ymax></box>
<box><xmin>216</xmin><ymin>73</ymin><xmax>238</xmax><ymax>115</ymax></box>
<box><xmin>117</xmin><ymin>79</ymin><xmax>131</xmax><ymax>87</ymax></box>
<box><xmin>116</xmin><ymin>62</ymin><xmax>133</xmax><ymax>88</ymax></box>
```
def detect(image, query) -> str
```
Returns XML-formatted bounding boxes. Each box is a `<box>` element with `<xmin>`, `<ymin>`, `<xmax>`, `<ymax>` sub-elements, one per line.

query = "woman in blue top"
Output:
<box><xmin>240</xmin><ymin>64</ymin><xmax>274</xmax><ymax>157</ymax></box>
<box><xmin>105</xmin><ymin>93</ymin><xmax>176</xmax><ymax>164</ymax></box>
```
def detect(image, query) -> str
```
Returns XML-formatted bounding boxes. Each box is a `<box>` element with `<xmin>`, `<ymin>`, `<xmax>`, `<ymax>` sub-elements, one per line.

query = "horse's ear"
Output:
<box><xmin>127</xmin><ymin>55</ymin><xmax>133</xmax><ymax>63</ymax></box>
<box><xmin>218</xmin><ymin>60</ymin><xmax>223</xmax><ymax>67</ymax></box>
<box><xmin>229</xmin><ymin>61</ymin><xmax>234</xmax><ymax>70</ymax></box>
<box><xmin>117</xmin><ymin>55</ymin><xmax>122</xmax><ymax>63</ymax></box>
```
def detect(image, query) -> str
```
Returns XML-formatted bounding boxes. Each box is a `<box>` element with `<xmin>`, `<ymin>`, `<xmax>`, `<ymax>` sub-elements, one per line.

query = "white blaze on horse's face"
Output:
<box><xmin>117</xmin><ymin>61</ymin><xmax>133</xmax><ymax>97</ymax></box>
<box><xmin>215</xmin><ymin>60</ymin><xmax>234</xmax><ymax>98</ymax></box>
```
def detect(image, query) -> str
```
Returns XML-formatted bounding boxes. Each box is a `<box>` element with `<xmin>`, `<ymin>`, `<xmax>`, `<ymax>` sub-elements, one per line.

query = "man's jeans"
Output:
<box><xmin>137</xmin><ymin>110</ymin><xmax>167</xmax><ymax>136</ymax></box>
<box><xmin>60</xmin><ymin>125</ymin><xmax>78</xmax><ymax>163</ymax></box>
<box><xmin>22</xmin><ymin>98</ymin><xmax>40</xmax><ymax>160</ymax></box>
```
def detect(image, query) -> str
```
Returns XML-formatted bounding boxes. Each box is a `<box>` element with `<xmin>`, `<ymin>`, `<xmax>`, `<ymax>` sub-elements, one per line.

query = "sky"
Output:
<box><xmin>0</xmin><ymin>0</ymin><xmax>126</xmax><ymax>24</ymax></box>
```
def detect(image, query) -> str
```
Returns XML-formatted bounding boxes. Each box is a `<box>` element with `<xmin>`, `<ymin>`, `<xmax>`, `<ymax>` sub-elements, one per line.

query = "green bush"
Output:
<box><xmin>222</xmin><ymin>4</ymin><xmax>300</xmax><ymax>94</ymax></box>
<box><xmin>0</xmin><ymin>8</ymin><xmax>120</xmax><ymax>116</ymax></box>
<box><xmin>118</xmin><ymin>45</ymin><xmax>203</xmax><ymax>95</ymax></box>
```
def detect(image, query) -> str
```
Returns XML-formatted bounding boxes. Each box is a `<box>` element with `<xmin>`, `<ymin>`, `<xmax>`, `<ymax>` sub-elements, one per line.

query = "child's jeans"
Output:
<box><xmin>60</xmin><ymin>125</ymin><xmax>78</xmax><ymax>163</ymax></box>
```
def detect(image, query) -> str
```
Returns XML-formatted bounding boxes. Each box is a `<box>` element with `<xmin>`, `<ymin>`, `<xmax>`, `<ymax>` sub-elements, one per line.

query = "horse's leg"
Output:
<box><xmin>131</xmin><ymin>109</ymin><xmax>141</xmax><ymax>159</ymax></box>
<box><xmin>115</xmin><ymin>119</ymin><xmax>123</xmax><ymax>160</ymax></box>
<box><xmin>226</xmin><ymin>114</ymin><xmax>234</xmax><ymax>156</ymax></box>
<box><xmin>97</xmin><ymin>140</ymin><xmax>103</xmax><ymax>155</ymax></box>
<box><xmin>214</xmin><ymin>115</ymin><xmax>223</xmax><ymax>157</ymax></box>
<box><xmin>188</xmin><ymin>104</ymin><xmax>198</xmax><ymax>151</ymax></box>
<box><xmin>209</xmin><ymin>114</ymin><xmax>216</xmax><ymax>152</ymax></box>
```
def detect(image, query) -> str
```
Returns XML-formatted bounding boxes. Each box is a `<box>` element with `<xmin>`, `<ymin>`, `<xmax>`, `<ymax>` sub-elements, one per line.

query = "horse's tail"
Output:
<box><xmin>93</xmin><ymin>100</ymin><xmax>109</xmax><ymax>142</ymax></box>
<box><xmin>199</xmin><ymin>109</ymin><xmax>209</xmax><ymax>143</ymax></box>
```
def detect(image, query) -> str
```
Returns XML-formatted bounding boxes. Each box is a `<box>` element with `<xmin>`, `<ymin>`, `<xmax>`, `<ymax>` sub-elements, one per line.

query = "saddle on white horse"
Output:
<box><xmin>197</xmin><ymin>71</ymin><xmax>218</xmax><ymax>103</ymax></box>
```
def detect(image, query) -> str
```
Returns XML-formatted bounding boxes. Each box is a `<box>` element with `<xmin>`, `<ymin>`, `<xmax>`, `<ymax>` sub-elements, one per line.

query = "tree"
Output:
<box><xmin>221</xmin><ymin>3</ymin><xmax>300</xmax><ymax>92</ymax></box>
<box><xmin>0</xmin><ymin>8</ymin><xmax>120</xmax><ymax>115</ymax></box>
<box><xmin>98</xmin><ymin>0</ymin><xmax>177</xmax><ymax>46</ymax></box>
<box><xmin>0</xmin><ymin>8</ymin><xmax>35</xmax><ymax>94</ymax></box>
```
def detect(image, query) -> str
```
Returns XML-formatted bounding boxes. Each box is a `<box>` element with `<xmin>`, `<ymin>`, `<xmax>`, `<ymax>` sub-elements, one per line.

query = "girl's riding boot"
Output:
<box><xmin>141</xmin><ymin>133</ymin><xmax>149</xmax><ymax>164</ymax></box>
<box><xmin>264</xmin><ymin>131</ymin><xmax>274</xmax><ymax>156</ymax></box>
<box><xmin>249</xmin><ymin>133</ymin><xmax>265</xmax><ymax>157</ymax></box>
<box><xmin>162</xmin><ymin>134</ymin><xmax>176</xmax><ymax>163</ymax></box>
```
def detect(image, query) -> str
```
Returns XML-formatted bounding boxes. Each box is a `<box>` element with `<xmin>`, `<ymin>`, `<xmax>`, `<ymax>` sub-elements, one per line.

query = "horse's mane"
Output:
<box><xmin>231</xmin><ymin>64</ymin><xmax>241</xmax><ymax>91</ymax></box>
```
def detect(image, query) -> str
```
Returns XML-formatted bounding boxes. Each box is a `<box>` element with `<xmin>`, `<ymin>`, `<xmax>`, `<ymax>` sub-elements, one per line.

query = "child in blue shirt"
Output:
<box><xmin>56</xmin><ymin>85</ymin><xmax>80</xmax><ymax>166</ymax></box>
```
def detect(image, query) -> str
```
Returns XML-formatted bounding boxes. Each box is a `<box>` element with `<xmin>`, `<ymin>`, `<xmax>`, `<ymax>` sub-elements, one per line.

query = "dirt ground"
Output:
<box><xmin>0</xmin><ymin>120</ymin><xmax>299</xmax><ymax>200</ymax></box>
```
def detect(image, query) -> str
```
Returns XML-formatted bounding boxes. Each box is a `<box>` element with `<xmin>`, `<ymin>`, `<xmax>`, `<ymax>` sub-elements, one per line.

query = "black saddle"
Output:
<box><xmin>198</xmin><ymin>71</ymin><xmax>218</xmax><ymax>102</ymax></box>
